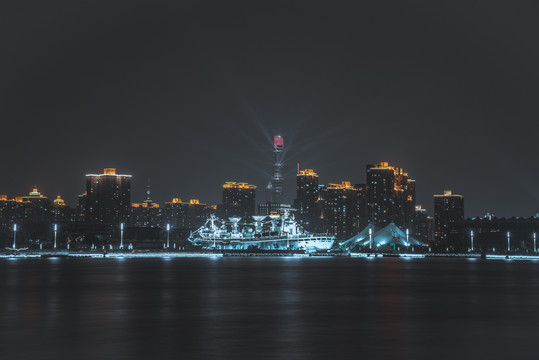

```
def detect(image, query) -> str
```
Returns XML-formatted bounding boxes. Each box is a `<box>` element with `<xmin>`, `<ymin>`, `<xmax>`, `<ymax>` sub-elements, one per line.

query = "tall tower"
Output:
<box><xmin>266</xmin><ymin>135</ymin><xmax>284</xmax><ymax>203</ymax></box>
<box><xmin>146</xmin><ymin>178</ymin><xmax>151</xmax><ymax>201</ymax></box>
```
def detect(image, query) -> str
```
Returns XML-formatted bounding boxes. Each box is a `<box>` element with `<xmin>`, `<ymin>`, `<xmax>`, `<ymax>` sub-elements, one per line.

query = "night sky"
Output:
<box><xmin>1</xmin><ymin>0</ymin><xmax>538</xmax><ymax>217</ymax></box>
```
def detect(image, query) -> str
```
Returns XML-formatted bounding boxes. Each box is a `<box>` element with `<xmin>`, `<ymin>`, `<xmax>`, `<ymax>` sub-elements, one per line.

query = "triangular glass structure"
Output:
<box><xmin>340</xmin><ymin>222</ymin><xmax>425</xmax><ymax>250</ymax></box>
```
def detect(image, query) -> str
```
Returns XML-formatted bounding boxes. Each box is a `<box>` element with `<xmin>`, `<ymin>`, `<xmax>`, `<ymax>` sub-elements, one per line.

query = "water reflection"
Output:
<box><xmin>1</xmin><ymin>258</ymin><xmax>539</xmax><ymax>359</ymax></box>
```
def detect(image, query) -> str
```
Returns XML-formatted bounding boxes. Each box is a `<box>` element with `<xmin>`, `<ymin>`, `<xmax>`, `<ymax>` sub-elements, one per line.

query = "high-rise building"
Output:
<box><xmin>366</xmin><ymin>162</ymin><xmax>415</xmax><ymax>230</ymax></box>
<box><xmin>266</xmin><ymin>135</ymin><xmax>284</xmax><ymax>203</ymax></box>
<box><xmin>0</xmin><ymin>195</ymin><xmax>25</xmax><ymax>230</ymax></box>
<box><xmin>404</xmin><ymin>179</ymin><xmax>416</xmax><ymax>231</ymax></box>
<box><xmin>0</xmin><ymin>188</ymin><xmax>53</xmax><ymax>246</ymax></box>
<box><xmin>85</xmin><ymin>168</ymin><xmax>132</xmax><ymax>224</ymax></box>
<box><xmin>293</xmin><ymin>169</ymin><xmax>319</xmax><ymax>231</ymax></box>
<box><xmin>164</xmin><ymin>198</ymin><xmax>212</xmax><ymax>229</ymax></box>
<box><xmin>21</xmin><ymin>187</ymin><xmax>52</xmax><ymax>223</ymax></box>
<box><xmin>77</xmin><ymin>192</ymin><xmax>87</xmax><ymax>220</ymax></box>
<box><xmin>1</xmin><ymin>188</ymin><xmax>55</xmax><ymax>234</ymax></box>
<box><xmin>354</xmin><ymin>183</ymin><xmax>368</xmax><ymax>229</ymax></box>
<box><xmin>130</xmin><ymin>179</ymin><xmax>162</xmax><ymax>227</ymax></box>
<box><xmin>434</xmin><ymin>190</ymin><xmax>464</xmax><ymax>249</ymax></box>
<box><xmin>222</xmin><ymin>182</ymin><xmax>256</xmax><ymax>218</ymax></box>
<box><xmin>52</xmin><ymin>194</ymin><xmax>75</xmax><ymax>222</ymax></box>
<box><xmin>321</xmin><ymin>181</ymin><xmax>364</xmax><ymax>240</ymax></box>
<box><xmin>257</xmin><ymin>202</ymin><xmax>291</xmax><ymax>216</ymax></box>
<box><xmin>414</xmin><ymin>205</ymin><xmax>433</xmax><ymax>242</ymax></box>
<box><xmin>131</xmin><ymin>200</ymin><xmax>162</xmax><ymax>227</ymax></box>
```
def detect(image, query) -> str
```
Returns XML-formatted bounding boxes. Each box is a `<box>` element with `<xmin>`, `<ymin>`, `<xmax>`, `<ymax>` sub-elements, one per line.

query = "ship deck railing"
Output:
<box><xmin>195</xmin><ymin>234</ymin><xmax>335</xmax><ymax>242</ymax></box>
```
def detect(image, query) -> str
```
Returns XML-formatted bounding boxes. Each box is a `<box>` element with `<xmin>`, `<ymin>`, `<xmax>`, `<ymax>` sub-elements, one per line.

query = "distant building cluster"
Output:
<box><xmin>1</xmin><ymin>136</ymin><xmax>538</xmax><ymax>252</ymax></box>
<box><xmin>0</xmin><ymin>168</ymin><xmax>217</xmax><ymax>249</ymax></box>
<box><xmin>290</xmin><ymin>162</ymin><xmax>427</xmax><ymax>242</ymax></box>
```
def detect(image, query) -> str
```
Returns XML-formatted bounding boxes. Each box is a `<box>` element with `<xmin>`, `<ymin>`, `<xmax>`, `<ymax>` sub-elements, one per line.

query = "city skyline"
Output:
<box><xmin>2</xmin><ymin>1</ymin><xmax>538</xmax><ymax>219</ymax></box>
<box><xmin>2</xmin><ymin>3</ymin><xmax>538</xmax><ymax>360</ymax></box>
<box><xmin>0</xmin><ymin>155</ymin><xmax>537</xmax><ymax>220</ymax></box>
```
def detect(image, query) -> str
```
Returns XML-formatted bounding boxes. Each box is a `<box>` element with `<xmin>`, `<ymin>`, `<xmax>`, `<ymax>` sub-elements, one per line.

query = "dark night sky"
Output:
<box><xmin>1</xmin><ymin>0</ymin><xmax>538</xmax><ymax>217</ymax></box>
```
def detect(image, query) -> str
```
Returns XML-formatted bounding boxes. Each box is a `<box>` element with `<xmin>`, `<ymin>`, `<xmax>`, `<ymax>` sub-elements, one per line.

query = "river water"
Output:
<box><xmin>1</xmin><ymin>257</ymin><xmax>538</xmax><ymax>359</ymax></box>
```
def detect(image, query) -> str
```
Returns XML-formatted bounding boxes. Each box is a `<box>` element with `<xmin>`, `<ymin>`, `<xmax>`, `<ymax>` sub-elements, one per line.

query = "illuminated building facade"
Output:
<box><xmin>163</xmin><ymin>198</ymin><xmax>213</xmax><ymax>229</ymax></box>
<box><xmin>21</xmin><ymin>187</ymin><xmax>52</xmax><ymax>223</ymax></box>
<box><xmin>131</xmin><ymin>200</ymin><xmax>162</xmax><ymax>227</ymax></box>
<box><xmin>321</xmin><ymin>181</ymin><xmax>365</xmax><ymax>240</ymax></box>
<box><xmin>52</xmin><ymin>195</ymin><xmax>75</xmax><ymax>222</ymax></box>
<box><xmin>293</xmin><ymin>169</ymin><xmax>320</xmax><ymax>231</ymax></box>
<box><xmin>85</xmin><ymin>168</ymin><xmax>132</xmax><ymax>224</ymax></box>
<box><xmin>403</xmin><ymin>179</ymin><xmax>416</xmax><ymax>231</ymax></box>
<box><xmin>414</xmin><ymin>205</ymin><xmax>433</xmax><ymax>242</ymax></box>
<box><xmin>0</xmin><ymin>188</ymin><xmax>53</xmax><ymax>246</ymax></box>
<box><xmin>434</xmin><ymin>190</ymin><xmax>464</xmax><ymax>249</ymax></box>
<box><xmin>0</xmin><ymin>195</ymin><xmax>25</xmax><ymax>229</ymax></box>
<box><xmin>0</xmin><ymin>190</ymin><xmax>50</xmax><ymax>224</ymax></box>
<box><xmin>266</xmin><ymin>135</ymin><xmax>284</xmax><ymax>203</ymax></box>
<box><xmin>77</xmin><ymin>192</ymin><xmax>87</xmax><ymax>220</ymax></box>
<box><xmin>366</xmin><ymin>162</ymin><xmax>415</xmax><ymax>230</ymax></box>
<box><xmin>130</xmin><ymin>180</ymin><xmax>163</xmax><ymax>227</ymax></box>
<box><xmin>222</xmin><ymin>182</ymin><xmax>256</xmax><ymax>218</ymax></box>
<box><xmin>257</xmin><ymin>202</ymin><xmax>291</xmax><ymax>216</ymax></box>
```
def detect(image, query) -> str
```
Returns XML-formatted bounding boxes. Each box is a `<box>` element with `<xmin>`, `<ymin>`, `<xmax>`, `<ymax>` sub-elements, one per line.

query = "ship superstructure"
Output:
<box><xmin>188</xmin><ymin>210</ymin><xmax>335</xmax><ymax>251</ymax></box>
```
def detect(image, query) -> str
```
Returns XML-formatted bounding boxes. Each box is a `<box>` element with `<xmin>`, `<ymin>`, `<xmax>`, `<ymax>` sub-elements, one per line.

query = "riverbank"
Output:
<box><xmin>2</xmin><ymin>250</ymin><xmax>539</xmax><ymax>260</ymax></box>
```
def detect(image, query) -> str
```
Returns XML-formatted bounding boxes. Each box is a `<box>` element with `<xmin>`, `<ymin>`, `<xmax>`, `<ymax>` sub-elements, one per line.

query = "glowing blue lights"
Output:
<box><xmin>53</xmin><ymin>223</ymin><xmax>58</xmax><ymax>249</ymax></box>
<box><xmin>400</xmin><ymin>254</ymin><xmax>425</xmax><ymax>258</ymax></box>
<box><xmin>486</xmin><ymin>254</ymin><xmax>539</xmax><ymax>261</ymax></box>
<box><xmin>166</xmin><ymin>223</ymin><xmax>171</xmax><ymax>249</ymax></box>
<box><xmin>120</xmin><ymin>222</ymin><xmax>124</xmax><ymax>249</ymax></box>
<box><xmin>12</xmin><ymin>223</ymin><xmax>17</xmax><ymax>249</ymax></box>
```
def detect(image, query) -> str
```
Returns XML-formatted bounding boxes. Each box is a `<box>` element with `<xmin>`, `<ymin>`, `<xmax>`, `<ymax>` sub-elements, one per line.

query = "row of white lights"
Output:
<box><xmin>10</xmin><ymin>222</ymin><xmax>173</xmax><ymax>250</ymax></box>
<box><xmin>8</xmin><ymin>224</ymin><xmax>539</xmax><ymax>253</ymax></box>
<box><xmin>469</xmin><ymin>230</ymin><xmax>537</xmax><ymax>252</ymax></box>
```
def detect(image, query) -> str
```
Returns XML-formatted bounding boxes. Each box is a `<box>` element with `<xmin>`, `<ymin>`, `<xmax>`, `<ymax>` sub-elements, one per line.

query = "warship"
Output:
<box><xmin>188</xmin><ymin>210</ymin><xmax>335</xmax><ymax>251</ymax></box>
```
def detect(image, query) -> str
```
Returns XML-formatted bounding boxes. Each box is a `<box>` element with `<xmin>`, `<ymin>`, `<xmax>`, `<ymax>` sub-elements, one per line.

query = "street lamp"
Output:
<box><xmin>120</xmin><ymin>223</ymin><xmax>124</xmax><ymax>250</ymax></box>
<box><xmin>12</xmin><ymin>223</ymin><xmax>17</xmax><ymax>249</ymax></box>
<box><xmin>166</xmin><ymin>223</ymin><xmax>170</xmax><ymax>249</ymax></box>
<box><xmin>534</xmin><ymin>232</ymin><xmax>536</xmax><ymax>253</ymax></box>
<box><xmin>406</xmin><ymin>228</ymin><xmax>410</xmax><ymax>251</ymax></box>
<box><xmin>54</xmin><ymin>223</ymin><xmax>58</xmax><ymax>249</ymax></box>
<box><xmin>507</xmin><ymin>231</ymin><xmax>511</xmax><ymax>252</ymax></box>
<box><xmin>470</xmin><ymin>230</ymin><xmax>474</xmax><ymax>252</ymax></box>
<box><xmin>369</xmin><ymin>227</ymin><xmax>373</xmax><ymax>250</ymax></box>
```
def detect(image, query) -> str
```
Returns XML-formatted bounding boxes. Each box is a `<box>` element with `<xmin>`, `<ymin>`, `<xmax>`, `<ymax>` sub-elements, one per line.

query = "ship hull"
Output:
<box><xmin>192</xmin><ymin>236</ymin><xmax>334</xmax><ymax>251</ymax></box>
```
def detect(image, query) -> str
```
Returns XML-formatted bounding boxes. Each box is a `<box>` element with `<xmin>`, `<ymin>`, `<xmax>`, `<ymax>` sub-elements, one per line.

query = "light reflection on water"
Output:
<box><xmin>1</xmin><ymin>257</ymin><xmax>539</xmax><ymax>360</ymax></box>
